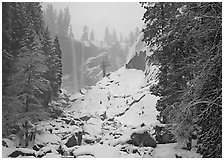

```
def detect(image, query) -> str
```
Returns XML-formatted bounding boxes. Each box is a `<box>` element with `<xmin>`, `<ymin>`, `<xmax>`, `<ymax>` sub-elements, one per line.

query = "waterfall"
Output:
<box><xmin>71</xmin><ymin>37</ymin><xmax>78</xmax><ymax>93</ymax></box>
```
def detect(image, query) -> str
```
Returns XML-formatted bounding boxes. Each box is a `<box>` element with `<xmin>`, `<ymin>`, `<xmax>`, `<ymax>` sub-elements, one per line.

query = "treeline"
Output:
<box><xmin>2</xmin><ymin>3</ymin><xmax>62</xmax><ymax>136</ymax></box>
<box><xmin>43</xmin><ymin>4</ymin><xmax>136</xmax><ymax>92</ymax></box>
<box><xmin>43</xmin><ymin>4</ymin><xmax>74</xmax><ymax>76</ymax></box>
<box><xmin>141</xmin><ymin>2</ymin><xmax>221</xmax><ymax>157</ymax></box>
<box><xmin>104</xmin><ymin>26</ymin><xmax>140</xmax><ymax>46</ymax></box>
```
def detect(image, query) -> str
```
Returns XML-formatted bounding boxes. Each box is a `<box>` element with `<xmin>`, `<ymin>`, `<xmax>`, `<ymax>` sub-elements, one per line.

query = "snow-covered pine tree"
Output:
<box><xmin>141</xmin><ymin>2</ymin><xmax>222</xmax><ymax>157</ymax></box>
<box><xmin>8</xmin><ymin>33</ymin><xmax>49</xmax><ymax>112</ymax></box>
<box><xmin>53</xmin><ymin>36</ymin><xmax>63</xmax><ymax>96</ymax></box>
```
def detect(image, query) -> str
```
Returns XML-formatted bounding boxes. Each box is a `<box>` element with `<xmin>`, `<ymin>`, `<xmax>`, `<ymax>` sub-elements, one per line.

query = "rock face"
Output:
<box><xmin>126</xmin><ymin>51</ymin><xmax>146</xmax><ymax>71</ymax></box>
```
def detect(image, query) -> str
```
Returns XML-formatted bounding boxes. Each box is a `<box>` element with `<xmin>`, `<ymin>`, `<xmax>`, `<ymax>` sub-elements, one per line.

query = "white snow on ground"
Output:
<box><xmin>2</xmin><ymin>27</ymin><xmax>201</xmax><ymax>158</ymax></box>
<box><xmin>69</xmin><ymin>67</ymin><xmax>159</xmax><ymax>124</ymax></box>
<box><xmin>73</xmin><ymin>144</ymin><xmax>121</xmax><ymax>158</ymax></box>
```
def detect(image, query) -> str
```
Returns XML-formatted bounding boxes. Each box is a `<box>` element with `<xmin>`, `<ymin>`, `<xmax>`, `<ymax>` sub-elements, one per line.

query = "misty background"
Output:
<box><xmin>41</xmin><ymin>2</ymin><xmax>145</xmax><ymax>93</ymax></box>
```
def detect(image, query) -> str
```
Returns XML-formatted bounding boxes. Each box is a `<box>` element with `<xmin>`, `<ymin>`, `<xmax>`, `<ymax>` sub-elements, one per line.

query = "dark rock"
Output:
<box><xmin>79</xmin><ymin>115</ymin><xmax>91</xmax><ymax>121</ymax></box>
<box><xmin>49</xmin><ymin>129</ymin><xmax>53</xmax><ymax>134</ymax></box>
<box><xmin>69</xmin><ymin>120</ymin><xmax>78</xmax><ymax>126</ymax></box>
<box><xmin>129</xmin><ymin>131</ymin><xmax>157</xmax><ymax>148</ymax></box>
<box><xmin>75</xmin><ymin>132</ymin><xmax>83</xmax><ymax>146</ymax></box>
<box><xmin>100</xmin><ymin>111</ymin><xmax>107</xmax><ymax>121</ymax></box>
<box><xmin>65</xmin><ymin>135</ymin><xmax>77</xmax><ymax>148</ymax></box>
<box><xmin>84</xmin><ymin>139</ymin><xmax>95</xmax><ymax>144</ymax></box>
<box><xmin>57</xmin><ymin>145</ymin><xmax>63</xmax><ymax>155</ymax></box>
<box><xmin>33</xmin><ymin>144</ymin><xmax>44</xmax><ymax>151</ymax></box>
<box><xmin>2</xmin><ymin>140</ymin><xmax>8</xmax><ymax>147</ymax></box>
<box><xmin>141</xmin><ymin>123</ymin><xmax>146</xmax><ymax>127</ymax></box>
<box><xmin>175</xmin><ymin>154</ymin><xmax>182</xmax><ymax>158</ymax></box>
<box><xmin>9</xmin><ymin>151</ymin><xmax>24</xmax><ymax>157</ymax></box>
<box><xmin>126</xmin><ymin>51</ymin><xmax>146</xmax><ymax>71</ymax></box>
<box><xmin>61</xmin><ymin>118</ymin><xmax>71</xmax><ymax>124</ymax></box>
<box><xmin>9</xmin><ymin>150</ymin><xmax>35</xmax><ymax>158</ymax></box>
<box><xmin>107</xmin><ymin>118</ymin><xmax>114</xmax><ymax>121</ymax></box>
<box><xmin>73</xmin><ymin>118</ymin><xmax>81</xmax><ymax>122</ymax></box>
<box><xmin>155</xmin><ymin>126</ymin><xmax>176</xmax><ymax>144</ymax></box>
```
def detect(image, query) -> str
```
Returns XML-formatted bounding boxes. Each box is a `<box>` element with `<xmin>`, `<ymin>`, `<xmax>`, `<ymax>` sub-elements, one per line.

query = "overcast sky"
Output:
<box><xmin>43</xmin><ymin>2</ymin><xmax>145</xmax><ymax>41</ymax></box>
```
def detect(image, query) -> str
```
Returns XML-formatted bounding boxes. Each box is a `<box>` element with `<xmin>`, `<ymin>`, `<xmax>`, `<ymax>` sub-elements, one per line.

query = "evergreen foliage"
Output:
<box><xmin>141</xmin><ymin>2</ymin><xmax>221</xmax><ymax>157</ymax></box>
<box><xmin>2</xmin><ymin>2</ymin><xmax>63</xmax><ymax>137</ymax></box>
<box><xmin>81</xmin><ymin>25</ymin><xmax>89</xmax><ymax>41</ymax></box>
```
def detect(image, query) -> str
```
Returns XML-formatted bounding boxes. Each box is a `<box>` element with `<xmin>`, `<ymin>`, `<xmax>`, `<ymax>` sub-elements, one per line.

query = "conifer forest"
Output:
<box><xmin>2</xmin><ymin>2</ymin><xmax>222</xmax><ymax>158</ymax></box>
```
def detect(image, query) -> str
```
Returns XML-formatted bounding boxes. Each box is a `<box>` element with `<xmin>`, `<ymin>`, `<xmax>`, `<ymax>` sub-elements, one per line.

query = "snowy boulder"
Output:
<box><xmin>8</xmin><ymin>148</ymin><xmax>36</xmax><ymax>158</ymax></box>
<box><xmin>80</xmin><ymin>88</ymin><xmax>88</xmax><ymax>95</ymax></box>
<box><xmin>33</xmin><ymin>144</ymin><xmax>45</xmax><ymax>151</ymax></box>
<box><xmin>2</xmin><ymin>138</ymin><xmax>16</xmax><ymax>148</ymax></box>
<box><xmin>128</xmin><ymin>131</ymin><xmax>157</xmax><ymax>148</ymax></box>
<box><xmin>35</xmin><ymin>133</ymin><xmax>61</xmax><ymax>145</ymax></box>
<box><xmin>82</xmin><ymin>134</ymin><xmax>97</xmax><ymax>144</ymax></box>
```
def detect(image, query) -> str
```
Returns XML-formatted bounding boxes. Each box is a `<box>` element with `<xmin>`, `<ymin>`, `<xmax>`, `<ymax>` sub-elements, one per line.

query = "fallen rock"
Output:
<box><xmin>154</xmin><ymin>125</ymin><xmax>176</xmax><ymax>144</ymax></box>
<box><xmin>79</xmin><ymin>115</ymin><xmax>91</xmax><ymax>121</ymax></box>
<box><xmin>33</xmin><ymin>144</ymin><xmax>45</xmax><ymax>151</ymax></box>
<box><xmin>65</xmin><ymin>135</ymin><xmax>77</xmax><ymax>148</ymax></box>
<box><xmin>129</xmin><ymin>131</ymin><xmax>157</xmax><ymax>148</ymax></box>
<box><xmin>8</xmin><ymin>148</ymin><xmax>36</xmax><ymax>158</ymax></box>
<box><xmin>80</xmin><ymin>88</ymin><xmax>87</xmax><ymax>95</ymax></box>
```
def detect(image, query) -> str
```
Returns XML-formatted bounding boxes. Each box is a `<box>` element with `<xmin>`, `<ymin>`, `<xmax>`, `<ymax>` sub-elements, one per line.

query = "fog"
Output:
<box><xmin>44</xmin><ymin>2</ymin><xmax>145</xmax><ymax>40</ymax></box>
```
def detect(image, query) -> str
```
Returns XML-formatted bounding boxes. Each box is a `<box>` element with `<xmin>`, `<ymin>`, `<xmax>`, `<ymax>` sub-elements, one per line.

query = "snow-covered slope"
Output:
<box><xmin>2</xmin><ymin>32</ymin><xmax>201</xmax><ymax>158</ymax></box>
<box><xmin>70</xmin><ymin>67</ymin><xmax>159</xmax><ymax>126</ymax></box>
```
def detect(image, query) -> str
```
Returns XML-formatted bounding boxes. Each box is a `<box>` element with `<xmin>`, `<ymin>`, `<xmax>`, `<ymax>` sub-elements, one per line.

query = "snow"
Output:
<box><xmin>73</xmin><ymin>144</ymin><xmax>121</xmax><ymax>158</ymax></box>
<box><xmin>151</xmin><ymin>143</ymin><xmax>202</xmax><ymax>158</ymax></box>
<box><xmin>35</xmin><ymin>133</ymin><xmax>61</xmax><ymax>145</ymax></box>
<box><xmin>126</xmin><ymin>32</ymin><xmax>145</xmax><ymax>64</ymax></box>
<box><xmin>2</xmin><ymin>44</ymin><xmax>201</xmax><ymax>158</ymax></box>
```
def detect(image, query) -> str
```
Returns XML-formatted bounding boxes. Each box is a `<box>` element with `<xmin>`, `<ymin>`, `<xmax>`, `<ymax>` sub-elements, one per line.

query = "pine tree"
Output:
<box><xmin>63</xmin><ymin>6</ymin><xmax>71</xmax><ymax>37</ymax></box>
<box><xmin>43</xmin><ymin>4</ymin><xmax>57</xmax><ymax>37</ymax></box>
<box><xmin>2</xmin><ymin>2</ymin><xmax>58</xmax><ymax>136</ymax></box>
<box><xmin>104</xmin><ymin>26</ymin><xmax>110</xmax><ymax>44</ymax></box>
<box><xmin>90</xmin><ymin>29</ymin><xmax>95</xmax><ymax>41</ymax></box>
<box><xmin>53</xmin><ymin>36</ymin><xmax>63</xmax><ymax>95</ymax></box>
<box><xmin>141</xmin><ymin>2</ymin><xmax>222</xmax><ymax>157</ymax></box>
<box><xmin>81</xmin><ymin>25</ymin><xmax>89</xmax><ymax>41</ymax></box>
<box><xmin>112</xmin><ymin>29</ymin><xmax>117</xmax><ymax>43</ymax></box>
<box><xmin>57</xmin><ymin>9</ymin><xmax>65</xmax><ymax>38</ymax></box>
<box><xmin>8</xmin><ymin>33</ymin><xmax>49</xmax><ymax>112</ymax></box>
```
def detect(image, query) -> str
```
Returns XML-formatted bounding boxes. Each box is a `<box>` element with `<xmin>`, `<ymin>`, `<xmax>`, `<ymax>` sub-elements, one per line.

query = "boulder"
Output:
<box><xmin>33</xmin><ymin>144</ymin><xmax>45</xmax><ymax>151</ymax></box>
<box><xmin>8</xmin><ymin>148</ymin><xmax>36</xmax><ymax>158</ymax></box>
<box><xmin>129</xmin><ymin>131</ymin><xmax>157</xmax><ymax>148</ymax></box>
<box><xmin>80</xmin><ymin>88</ymin><xmax>87</xmax><ymax>95</ymax></box>
<box><xmin>65</xmin><ymin>135</ymin><xmax>77</xmax><ymax>148</ymax></box>
<box><xmin>79</xmin><ymin>115</ymin><xmax>91</xmax><ymax>121</ymax></box>
<box><xmin>155</xmin><ymin>126</ymin><xmax>176</xmax><ymax>144</ymax></box>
